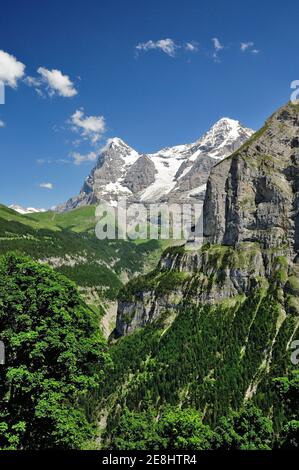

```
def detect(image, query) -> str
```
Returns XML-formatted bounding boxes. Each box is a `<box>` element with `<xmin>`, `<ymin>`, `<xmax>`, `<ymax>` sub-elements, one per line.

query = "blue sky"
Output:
<box><xmin>0</xmin><ymin>0</ymin><xmax>298</xmax><ymax>208</ymax></box>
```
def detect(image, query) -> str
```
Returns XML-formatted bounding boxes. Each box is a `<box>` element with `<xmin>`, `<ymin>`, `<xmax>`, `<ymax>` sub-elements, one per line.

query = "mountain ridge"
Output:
<box><xmin>59</xmin><ymin>118</ymin><xmax>254</xmax><ymax>211</ymax></box>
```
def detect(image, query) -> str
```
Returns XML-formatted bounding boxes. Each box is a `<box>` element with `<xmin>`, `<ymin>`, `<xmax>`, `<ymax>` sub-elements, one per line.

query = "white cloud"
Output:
<box><xmin>39</xmin><ymin>182</ymin><xmax>53</xmax><ymax>189</ymax></box>
<box><xmin>240</xmin><ymin>41</ymin><xmax>254</xmax><ymax>51</ymax></box>
<box><xmin>136</xmin><ymin>39</ymin><xmax>178</xmax><ymax>57</ymax></box>
<box><xmin>36</xmin><ymin>157</ymin><xmax>69</xmax><ymax>165</ymax></box>
<box><xmin>0</xmin><ymin>120</ymin><xmax>5</xmax><ymax>128</ymax></box>
<box><xmin>0</xmin><ymin>50</ymin><xmax>25</xmax><ymax>88</ymax></box>
<box><xmin>36</xmin><ymin>67</ymin><xmax>77</xmax><ymax>97</ymax></box>
<box><xmin>211</xmin><ymin>37</ymin><xmax>224</xmax><ymax>62</ymax></box>
<box><xmin>212</xmin><ymin>37</ymin><xmax>224</xmax><ymax>52</ymax></box>
<box><xmin>24</xmin><ymin>75</ymin><xmax>47</xmax><ymax>98</ymax></box>
<box><xmin>240</xmin><ymin>42</ymin><xmax>259</xmax><ymax>54</ymax></box>
<box><xmin>136</xmin><ymin>39</ymin><xmax>200</xmax><ymax>57</ymax></box>
<box><xmin>185</xmin><ymin>42</ymin><xmax>199</xmax><ymax>52</ymax></box>
<box><xmin>24</xmin><ymin>76</ymin><xmax>40</xmax><ymax>87</ymax></box>
<box><xmin>70</xmin><ymin>108</ymin><xmax>106</xmax><ymax>144</ymax></box>
<box><xmin>70</xmin><ymin>151</ymin><xmax>97</xmax><ymax>165</ymax></box>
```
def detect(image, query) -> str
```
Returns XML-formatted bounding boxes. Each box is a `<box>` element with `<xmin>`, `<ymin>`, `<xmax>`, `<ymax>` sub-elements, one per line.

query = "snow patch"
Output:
<box><xmin>9</xmin><ymin>204</ymin><xmax>46</xmax><ymax>215</ymax></box>
<box><xmin>140</xmin><ymin>155</ymin><xmax>185</xmax><ymax>201</ymax></box>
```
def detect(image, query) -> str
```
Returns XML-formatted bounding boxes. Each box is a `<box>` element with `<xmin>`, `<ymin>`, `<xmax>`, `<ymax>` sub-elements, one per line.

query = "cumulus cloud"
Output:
<box><xmin>0</xmin><ymin>50</ymin><xmax>25</xmax><ymax>88</ymax></box>
<box><xmin>70</xmin><ymin>108</ymin><xmax>106</xmax><ymax>144</ymax></box>
<box><xmin>185</xmin><ymin>42</ymin><xmax>199</xmax><ymax>52</ymax></box>
<box><xmin>37</xmin><ymin>67</ymin><xmax>77</xmax><ymax>97</ymax></box>
<box><xmin>39</xmin><ymin>182</ymin><xmax>53</xmax><ymax>189</ymax></box>
<box><xmin>26</xmin><ymin>67</ymin><xmax>78</xmax><ymax>98</ymax></box>
<box><xmin>136</xmin><ymin>38</ymin><xmax>178</xmax><ymax>57</ymax></box>
<box><xmin>0</xmin><ymin>120</ymin><xmax>5</xmax><ymax>128</ymax></box>
<box><xmin>70</xmin><ymin>151</ymin><xmax>97</xmax><ymax>165</ymax></box>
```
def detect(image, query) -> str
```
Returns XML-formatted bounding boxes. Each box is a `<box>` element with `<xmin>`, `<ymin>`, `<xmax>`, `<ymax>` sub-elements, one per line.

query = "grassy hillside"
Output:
<box><xmin>0</xmin><ymin>204</ymin><xmax>167</xmax><ymax>304</ymax></box>
<box><xmin>26</xmin><ymin>205</ymin><xmax>99</xmax><ymax>233</ymax></box>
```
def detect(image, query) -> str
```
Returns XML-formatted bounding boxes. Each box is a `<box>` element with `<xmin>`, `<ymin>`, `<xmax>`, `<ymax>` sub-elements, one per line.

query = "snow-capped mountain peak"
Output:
<box><xmin>101</xmin><ymin>137</ymin><xmax>127</xmax><ymax>153</ymax></box>
<box><xmin>195</xmin><ymin>117</ymin><xmax>252</xmax><ymax>152</ymax></box>
<box><xmin>107</xmin><ymin>137</ymin><xmax>129</xmax><ymax>149</ymax></box>
<box><xmin>9</xmin><ymin>205</ymin><xmax>46</xmax><ymax>215</ymax></box>
<box><xmin>102</xmin><ymin>137</ymin><xmax>140</xmax><ymax>165</ymax></box>
<box><xmin>59</xmin><ymin>118</ymin><xmax>254</xmax><ymax>211</ymax></box>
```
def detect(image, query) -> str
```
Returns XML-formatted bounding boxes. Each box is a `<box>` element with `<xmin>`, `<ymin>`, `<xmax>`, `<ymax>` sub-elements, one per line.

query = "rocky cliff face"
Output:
<box><xmin>115</xmin><ymin>103</ymin><xmax>299</xmax><ymax>338</ymax></box>
<box><xmin>115</xmin><ymin>241</ymin><xmax>298</xmax><ymax>336</ymax></box>
<box><xmin>204</xmin><ymin>103</ymin><xmax>299</xmax><ymax>257</ymax></box>
<box><xmin>59</xmin><ymin>119</ymin><xmax>253</xmax><ymax>211</ymax></box>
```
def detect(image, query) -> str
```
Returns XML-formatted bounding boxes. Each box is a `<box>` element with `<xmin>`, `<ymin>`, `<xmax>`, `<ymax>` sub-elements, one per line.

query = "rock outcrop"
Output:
<box><xmin>204</xmin><ymin>103</ymin><xmax>299</xmax><ymax>258</ymax></box>
<box><xmin>123</xmin><ymin>154</ymin><xmax>156</xmax><ymax>193</ymax></box>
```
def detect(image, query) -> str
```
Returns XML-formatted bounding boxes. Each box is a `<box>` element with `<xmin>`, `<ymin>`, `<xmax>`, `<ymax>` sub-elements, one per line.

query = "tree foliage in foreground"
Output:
<box><xmin>108</xmin><ymin>404</ymin><xmax>274</xmax><ymax>450</ymax></box>
<box><xmin>215</xmin><ymin>404</ymin><xmax>273</xmax><ymax>450</ymax></box>
<box><xmin>0</xmin><ymin>252</ymin><xmax>110</xmax><ymax>449</ymax></box>
<box><xmin>273</xmin><ymin>370</ymin><xmax>299</xmax><ymax>449</ymax></box>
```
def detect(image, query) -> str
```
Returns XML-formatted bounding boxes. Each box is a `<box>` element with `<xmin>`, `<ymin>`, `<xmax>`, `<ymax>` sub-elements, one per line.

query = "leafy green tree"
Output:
<box><xmin>110</xmin><ymin>408</ymin><xmax>161</xmax><ymax>450</ymax></box>
<box><xmin>109</xmin><ymin>406</ymin><xmax>217</xmax><ymax>450</ymax></box>
<box><xmin>279</xmin><ymin>420</ymin><xmax>299</xmax><ymax>449</ymax></box>
<box><xmin>0</xmin><ymin>252</ymin><xmax>110</xmax><ymax>449</ymax></box>
<box><xmin>215</xmin><ymin>404</ymin><xmax>273</xmax><ymax>450</ymax></box>
<box><xmin>157</xmin><ymin>407</ymin><xmax>218</xmax><ymax>450</ymax></box>
<box><xmin>273</xmin><ymin>370</ymin><xmax>299</xmax><ymax>448</ymax></box>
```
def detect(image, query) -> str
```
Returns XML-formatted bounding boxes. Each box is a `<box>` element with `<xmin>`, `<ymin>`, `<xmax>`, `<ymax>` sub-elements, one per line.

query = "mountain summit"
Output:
<box><xmin>59</xmin><ymin>118</ymin><xmax>253</xmax><ymax>211</ymax></box>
